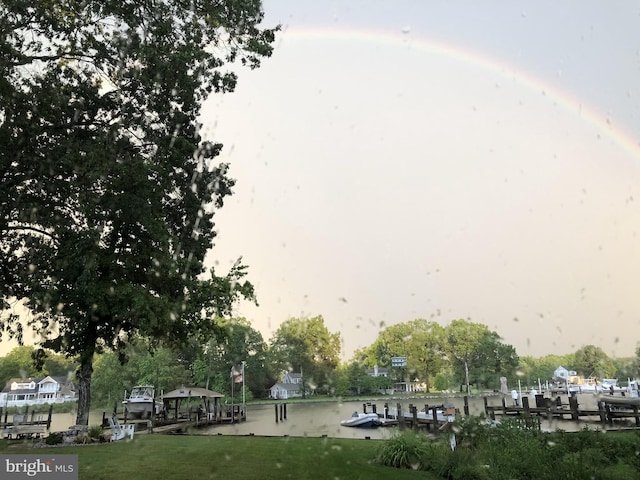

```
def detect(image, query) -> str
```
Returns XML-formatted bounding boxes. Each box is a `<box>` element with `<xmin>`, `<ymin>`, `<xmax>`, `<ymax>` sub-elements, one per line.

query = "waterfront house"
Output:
<box><xmin>269</xmin><ymin>372</ymin><xmax>303</xmax><ymax>399</ymax></box>
<box><xmin>0</xmin><ymin>376</ymin><xmax>77</xmax><ymax>407</ymax></box>
<box><xmin>365</xmin><ymin>365</ymin><xmax>389</xmax><ymax>377</ymax></box>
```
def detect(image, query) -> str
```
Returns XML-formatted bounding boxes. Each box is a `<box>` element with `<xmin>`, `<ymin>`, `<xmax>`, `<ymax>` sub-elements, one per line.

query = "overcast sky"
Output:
<box><xmin>202</xmin><ymin>0</ymin><xmax>640</xmax><ymax>360</ymax></box>
<box><xmin>2</xmin><ymin>2</ymin><xmax>639</xmax><ymax>362</ymax></box>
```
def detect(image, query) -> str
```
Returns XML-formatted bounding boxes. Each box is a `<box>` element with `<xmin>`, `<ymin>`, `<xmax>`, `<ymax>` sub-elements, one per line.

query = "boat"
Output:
<box><xmin>340</xmin><ymin>411</ymin><xmax>380</xmax><ymax>428</ymax></box>
<box><xmin>123</xmin><ymin>385</ymin><xmax>163</xmax><ymax>418</ymax></box>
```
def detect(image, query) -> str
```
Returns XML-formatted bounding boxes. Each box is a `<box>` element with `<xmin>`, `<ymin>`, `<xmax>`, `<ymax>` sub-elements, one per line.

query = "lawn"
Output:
<box><xmin>1</xmin><ymin>435</ymin><xmax>434</xmax><ymax>480</ymax></box>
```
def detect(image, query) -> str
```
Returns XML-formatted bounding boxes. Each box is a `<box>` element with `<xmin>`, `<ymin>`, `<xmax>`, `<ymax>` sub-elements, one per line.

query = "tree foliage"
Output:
<box><xmin>0</xmin><ymin>346</ymin><xmax>76</xmax><ymax>388</ymax></box>
<box><xmin>0</xmin><ymin>0</ymin><xmax>276</xmax><ymax>424</ymax></box>
<box><xmin>269</xmin><ymin>316</ymin><xmax>341</xmax><ymax>396</ymax></box>
<box><xmin>190</xmin><ymin>317</ymin><xmax>272</xmax><ymax>397</ymax></box>
<box><xmin>573</xmin><ymin>344</ymin><xmax>616</xmax><ymax>379</ymax></box>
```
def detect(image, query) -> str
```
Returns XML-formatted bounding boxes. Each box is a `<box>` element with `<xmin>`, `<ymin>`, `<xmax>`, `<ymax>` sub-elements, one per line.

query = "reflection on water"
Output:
<box><xmin>44</xmin><ymin>393</ymin><xmax>614</xmax><ymax>439</ymax></box>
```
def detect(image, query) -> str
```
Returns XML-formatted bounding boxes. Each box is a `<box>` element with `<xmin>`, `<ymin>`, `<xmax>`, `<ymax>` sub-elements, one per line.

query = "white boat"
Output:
<box><xmin>340</xmin><ymin>412</ymin><xmax>380</xmax><ymax>428</ymax></box>
<box><xmin>123</xmin><ymin>385</ymin><xmax>162</xmax><ymax>418</ymax></box>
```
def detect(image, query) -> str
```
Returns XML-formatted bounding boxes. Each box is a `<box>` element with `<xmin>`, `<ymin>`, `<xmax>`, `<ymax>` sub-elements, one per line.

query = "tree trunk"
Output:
<box><xmin>75</xmin><ymin>349</ymin><xmax>94</xmax><ymax>425</ymax></box>
<box><xmin>464</xmin><ymin>360</ymin><xmax>470</xmax><ymax>394</ymax></box>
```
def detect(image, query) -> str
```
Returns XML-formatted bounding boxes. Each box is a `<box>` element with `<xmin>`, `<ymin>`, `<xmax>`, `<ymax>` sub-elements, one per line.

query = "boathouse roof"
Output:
<box><xmin>162</xmin><ymin>387</ymin><xmax>224</xmax><ymax>399</ymax></box>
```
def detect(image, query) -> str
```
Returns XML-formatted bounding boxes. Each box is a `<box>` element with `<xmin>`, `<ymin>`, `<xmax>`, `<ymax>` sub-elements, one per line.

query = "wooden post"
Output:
<box><xmin>633</xmin><ymin>405</ymin><xmax>639</xmax><ymax>427</ymax></box>
<box><xmin>569</xmin><ymin>395</ymin><xmax>579</xmax><ymax>421</ymax></box>
<box><xmin>522</xmin><ymin>396</ymin><xmax>531</xmax><ymax>416</ymax></box>
<box><xmin>46</xmin><ymin>405</ymin><xmax>53</xmax><ymax>429</ymax></box>
<box><xmin>362</xmin><ymin>403</ymin><xmax>367</xmax><ymax>414</ymax></box>
<box><xmin>279</xmin><ymin>403</ymin><xmax>283</xmax><ymax>421</ymax></box>
<box><xmin>411</xmin><ymin>404</ymin><xmax>418</xmax><ymax>431</ymax></box>
<box><xmin>463</xmin><ymin>396</ymin><xmax>469</xmax><ymax>416</ymax></box>
<box><xmin>274</xmin><ymin>404</ymin><xmax>278</xmax><ymax>423</ymax></box>
<box><xmin>605</xmin><ymin>403</ymin><xmax>613</xmax><ymax>425</ymax></box>
<box><xmin>397</xmin><ymin>403</ymin><xmax>405</xmax><ymax>430</ymax></box>
<box><xmin>483</xmin><ymin>397</ymin><xmax>489</xmax><ymax>415</ymax></box>
<box><xmin>598</xmin><ymin>401</ymin><xmax>607</xmax><ymax>424</ymax></box>
<box><xmin>430</xmin><ymin>405</ymin><xmax>440</xmax><ymax>431</ymax></box>
<box><xmin>372</xmin><ymin>404</ymin><xmax>376</xmax><ymax>414</ymax></box>
<box><xmin>283</xmin><ymin>403</ymin><xmax>287</xmax><ymax>420</ymax></box>
<box><xmin>383</xmin><ymin>403</ymin><xmax>389</xmax><ymax>418</ymax></box>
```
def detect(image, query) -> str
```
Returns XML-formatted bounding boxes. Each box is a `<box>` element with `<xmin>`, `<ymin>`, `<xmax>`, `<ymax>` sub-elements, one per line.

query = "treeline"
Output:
<box><xmin>1</xmin><ymin>316</ymin><xmax>638</xmax><ymax>404</ymax></box>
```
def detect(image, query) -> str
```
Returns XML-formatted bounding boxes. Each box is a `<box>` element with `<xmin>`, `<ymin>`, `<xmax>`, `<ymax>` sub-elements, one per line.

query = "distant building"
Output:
<box><xmin>0</xmin><ymin>376</ymin><xmax>77</xmax><ymax>407</ymax></box>
<box><xmin>365</xmin><ymin>365</ymin><xmax>389</xmax><ymax>377</ymax></box>
<box><xmin>269</xmin><ymin>372</ymin><xmax>303</xmax><ymax>399</ymax></box>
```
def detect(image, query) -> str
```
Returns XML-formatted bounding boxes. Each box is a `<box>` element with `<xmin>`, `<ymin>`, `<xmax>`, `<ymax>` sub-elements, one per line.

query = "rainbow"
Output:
<box><xmin>274</xmin><ymin>25</ymin><xmax>640</xmax><ymax>161</ymax></box>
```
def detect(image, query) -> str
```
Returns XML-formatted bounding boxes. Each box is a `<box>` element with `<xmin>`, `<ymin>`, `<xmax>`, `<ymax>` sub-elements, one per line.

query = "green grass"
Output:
<box><xmin>1</xmin><ymin>435</ymin><xmax>433</xmax><ymax>480</ymax></box>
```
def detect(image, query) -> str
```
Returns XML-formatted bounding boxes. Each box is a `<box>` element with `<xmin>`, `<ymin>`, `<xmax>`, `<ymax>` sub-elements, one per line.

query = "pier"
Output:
<box><xmin>483</xmin><ymin>393</ymin><xmax>640</xmax><ymax>428</ymax></box>
<box><xmin>0</xmin><ymin>405</ymin><xmax>53</xmax><ymax>439</ymax></box>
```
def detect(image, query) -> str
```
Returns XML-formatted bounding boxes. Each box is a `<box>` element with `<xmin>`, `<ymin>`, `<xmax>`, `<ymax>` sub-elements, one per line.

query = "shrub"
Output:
<box><xmin>45</xmin><ymin>432</ymin><xmax>63</xmax><ymax>446</ymax></box>
<box><xmin>375</xmin><ymin>431</ymin><xmax>430</xmax><ymax>469</ymax></box>
<box><xmin>88</xmin><ymin>425</ymin><xmax>103</xmax><ymax>439</ymax></box>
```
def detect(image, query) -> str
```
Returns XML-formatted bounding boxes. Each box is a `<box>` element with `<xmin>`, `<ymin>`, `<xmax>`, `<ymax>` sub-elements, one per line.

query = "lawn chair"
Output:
<box><xmin>108</xmin><ymin>414</ymin><xmax>135</xmax><ymax>441</ymax></box>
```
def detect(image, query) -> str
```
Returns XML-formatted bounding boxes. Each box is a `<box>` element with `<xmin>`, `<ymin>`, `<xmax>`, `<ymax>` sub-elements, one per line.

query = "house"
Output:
<box><xmin>0</xmin><ymin>376</ymin><xmax>77</xmax><ymax>407</ymax></box>
<box><xmin>269</xmin><ymin>372</ymin><xmax>303</xmax><ymax>399</ymax></box>
<box><xmin>365</xmin><ymin>365</ymin><xmax>389</xmax><ymax>377</ymax></box>
<box><xmin>553</xmin><ymin>366</ymin><xmax>571</xmax><ymax>379</ymax></box>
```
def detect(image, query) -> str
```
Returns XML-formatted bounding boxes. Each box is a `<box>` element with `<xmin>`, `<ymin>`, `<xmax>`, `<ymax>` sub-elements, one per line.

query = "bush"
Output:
<box><xmin>45</xmin><ymin>432</ymin><xmax>63</xmax><ymax>446</ymax></box>
<box><xmin>88</xmin><ymin>424</ymin><xmax>103</xmax><ymax>439</ymax></box>
<box><xmin>375</xmin><ymin>431</ymin><xmax>430</xmax><ymax>469</ymax></box>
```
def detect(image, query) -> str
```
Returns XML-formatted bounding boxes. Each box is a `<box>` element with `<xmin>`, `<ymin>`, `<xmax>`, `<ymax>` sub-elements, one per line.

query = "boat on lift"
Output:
<box><xmin>122</xmin><ymin>385</ymin><xmax>163</xmax><ymax>418</ymax></box>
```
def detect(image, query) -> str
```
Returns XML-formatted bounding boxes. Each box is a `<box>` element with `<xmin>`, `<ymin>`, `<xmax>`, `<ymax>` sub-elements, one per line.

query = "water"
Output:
<box><xmin>43</xmin><ymin>393</ymin><xmax>616</xmax><ymax>439</ymax></box>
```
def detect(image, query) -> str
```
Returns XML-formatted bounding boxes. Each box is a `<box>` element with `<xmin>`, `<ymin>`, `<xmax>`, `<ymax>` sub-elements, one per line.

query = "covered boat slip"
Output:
<box><xmin>153</xmin><ymin>387</ymin><xmax>245</xmax><ymax>433</ymax></box>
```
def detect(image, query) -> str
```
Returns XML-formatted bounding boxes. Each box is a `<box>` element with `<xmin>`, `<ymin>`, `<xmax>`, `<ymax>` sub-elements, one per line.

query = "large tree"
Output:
<box><xmin>361</xmin><ymin>319</ymin><xmax>446</xmax><ymax>392</ymax></box>
<box><xmin>269</xmin><ymin>316</ymin><xmax>341</xmax><ymax>396</ymax></box>
<box><xmin>444</xmin><ymin>319</ymin><xmax>514</xmax><ymax>393</ymax></box>
<box><xmin>0</xmin><ymin>1</ymin><xmax>276</xmax><ymax>424</ymax></box>
<box><xmin>190</xmin><ymin>317</ymin><xmax>271</xmax><ymax>398</ymax></box>
<box><xmin>573</xmin><ymin>345</ymin><xmax>616</xmax><ymax>380</ymax></box>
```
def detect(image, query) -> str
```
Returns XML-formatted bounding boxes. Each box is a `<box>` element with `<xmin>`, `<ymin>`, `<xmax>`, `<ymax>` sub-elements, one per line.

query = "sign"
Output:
<box><xmin>391</xmin><ymin>356</ymin><xmax>407</xmax><ymax>367</ymax></box>
<box><xmin>1</xmin><ymin>455</ymin><xmax>78</xmax><ymax>480</ymax></box>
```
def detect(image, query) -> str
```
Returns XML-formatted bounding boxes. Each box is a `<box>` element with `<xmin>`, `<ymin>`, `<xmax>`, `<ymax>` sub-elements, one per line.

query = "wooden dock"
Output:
<box><xmin>0</xmin><ymin>406</ymin><xmax>53</xmax><ymax>440</ymax></box>
<box><xmin>368</xmin><ymin>402</ymin><xmax>459</xmax><ymax>433</ymax></box>
<box><xmin>483</xmin><ymin>394</ymin><xmax>640</xmax><ymax>428</ymax></box>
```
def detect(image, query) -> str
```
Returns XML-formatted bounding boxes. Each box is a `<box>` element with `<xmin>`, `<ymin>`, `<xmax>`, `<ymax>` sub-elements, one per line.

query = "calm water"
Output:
<box><xmin>42</xmin><ymin>393</ymin><xmax>610</xmax><ymax>439</ymax></box>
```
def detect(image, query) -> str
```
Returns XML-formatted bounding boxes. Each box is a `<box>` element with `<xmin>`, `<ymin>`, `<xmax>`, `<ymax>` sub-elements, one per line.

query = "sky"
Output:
<box><xmin>2</xmin><ymin>1</ymin><xmax>639</xmax><ymax>362</ymax></box>
<box><xmin>201</xmin><ymin>0</ymin><xmax>640</xmax><ymax>361</ymax></box>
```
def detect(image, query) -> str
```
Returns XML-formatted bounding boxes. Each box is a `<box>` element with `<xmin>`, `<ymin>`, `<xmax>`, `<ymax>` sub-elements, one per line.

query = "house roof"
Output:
<box><xmin>162</xmin><ymin>387</ymin><xmax>223</xmax><ymax>400</ymax></box>
<box><xmin>2</xmin><ymin>376</ymin><xmax>75</xmax><ymax>393</ymax></box>
<box><xmin>270</xmin><ymin>383</ymin><xmax>300</xmax><ymax>392</ymax></box>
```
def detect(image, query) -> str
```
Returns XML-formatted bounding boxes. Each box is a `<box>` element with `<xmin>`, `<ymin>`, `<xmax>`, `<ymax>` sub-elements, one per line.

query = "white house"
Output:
<box><xmin>0</xmin><ymin>376</ymin><xmax>77</xmax><ymax>407</ymax></box>
<box><xmin>365</xmin><ymin>365</ymin><xmax>389</xmax><ymax>377</ymax></box>
<box><xmin>269</xmin><ymin>372</ymin><xmax>303</xmax><ymax>399</ymax></box>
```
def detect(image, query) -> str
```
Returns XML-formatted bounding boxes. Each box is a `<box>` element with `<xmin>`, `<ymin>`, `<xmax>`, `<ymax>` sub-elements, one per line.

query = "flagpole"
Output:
<box><xmin>242</xmin><ymin>361</ymin><xmax>246</xmax><ymax>409</ymax></box>
<box><xmin>231</xmin><ymin>366</ymin><xmax>234</xmax><ymax>422</ymax></box>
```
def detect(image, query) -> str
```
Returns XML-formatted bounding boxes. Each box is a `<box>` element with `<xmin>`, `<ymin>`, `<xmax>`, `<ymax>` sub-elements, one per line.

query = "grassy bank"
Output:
<box><xmin>1</xmin><ymin>435</ymin><xmax>431</xmax><ymax>480</ymax></box>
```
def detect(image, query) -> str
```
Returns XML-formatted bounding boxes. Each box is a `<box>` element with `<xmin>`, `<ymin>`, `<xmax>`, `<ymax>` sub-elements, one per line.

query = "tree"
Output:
<box><xmin>360</xmin><ymin>319</ymin><xmax>447</xmax><ymax>392</ymax></box>
<box><xmin>0</xmin><ymin>346</ymin><xmax>43</xmax><ymax>387</ymax></box>
<box><xmin>0</xmin><ymin>345</ymin><xmax>76</xmax><ymax>387</ymax></box>
<box><xmin>269</xmin><ymin>316</ymin><xmax>341</xmax><ymax>396</ymax></box>
<box><xmin>91</xmin><ymin>344</ymin><xmax>191</xmax><ymax>407</ymax></box>
<box><xmin>409</xmin><ymin>320</ymin><xmax>447</xmax><ymax>392</ymax></box>
<box><xmin>0</xmin><ymin>1</ymin><xmax>276</xmax><ymax>425</ymax></box>
<box><xmin>445</xmin><ymin>319</ymin><xmax>492</xmax><ymax>393</ymax></box>
<box><xmin>190</xmin><ymin>317</ymin><xmax>271</xmax><ymax>398</ymax></box>
<box><xmin>573</xmin><ymin>345</ymin><xmax>616</xmax><ymax>380</ymax></box>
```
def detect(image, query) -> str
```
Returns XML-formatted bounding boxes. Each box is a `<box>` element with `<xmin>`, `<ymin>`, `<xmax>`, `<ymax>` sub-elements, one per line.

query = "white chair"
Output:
<box><xmin>108</xmin><ymin>415</ymin><xmax>135</xmax><ymax>441</ymax></box>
